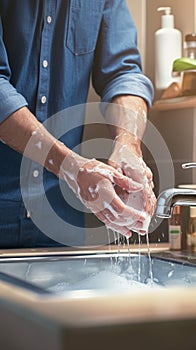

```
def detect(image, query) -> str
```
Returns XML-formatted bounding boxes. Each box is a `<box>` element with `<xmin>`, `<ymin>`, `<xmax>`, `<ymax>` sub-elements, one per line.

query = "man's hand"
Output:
<box><xmin>60</xmin><ymin>151</ymin><xmax>146</xmax><ymax>237</ymax></box>
<box><xmin>105</xmin><ymin>95</ymin><xmax>157</xmax><ymax>234</ymax></box>
<box><xmin>108</xmin><ymin>134</ymin><xmax>156</xmax><ymax>234</ymax></box>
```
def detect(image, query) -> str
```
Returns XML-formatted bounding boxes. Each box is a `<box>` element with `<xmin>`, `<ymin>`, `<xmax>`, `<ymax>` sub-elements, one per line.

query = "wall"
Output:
<box><xmin>146</xmin><ymin>0</ymin><xmax>196</xmax><ymax>90</ymax></box>
<box><xmin>145</xmin><ymin>0</ymin><xmax>196</xmax><ymax>189</ymax></box>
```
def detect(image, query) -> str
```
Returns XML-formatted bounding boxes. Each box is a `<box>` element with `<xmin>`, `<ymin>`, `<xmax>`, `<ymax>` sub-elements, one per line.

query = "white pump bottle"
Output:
<box><xmin>155</xmin><ymin>7</ymin><xmax>182</xmax><ymax>90</ymax></box>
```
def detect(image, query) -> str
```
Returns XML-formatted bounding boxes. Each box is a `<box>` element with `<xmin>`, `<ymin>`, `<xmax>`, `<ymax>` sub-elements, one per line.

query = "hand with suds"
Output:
<box><xmin>105</xmin><ymin>96</ymin><xmax>157</xmax><ymax>234</ymax></box>
<box><xmin>60</xmin><ymin>151</ymin><xmax>146</xmax><ymax>237</ymax></box>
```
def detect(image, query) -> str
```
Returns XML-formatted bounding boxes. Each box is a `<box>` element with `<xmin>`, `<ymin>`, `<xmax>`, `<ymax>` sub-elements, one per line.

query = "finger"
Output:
<box><xmin>108</xmin><ymin>159</ymin><xmax>123</xmax><ymax>174</ymax></box>
<box><xmin>127</xmin><ymin>220</ymin><xmax>144</xmax><ymax>231</ymax></box>
<box><xmin>100</xmin><ymin>207</ymin><xmax>119</xmax><ymax>224</ymax></box>
<box><xmin>99</xmin><ymin>206</ymin><xmax>136</xmax><ymax>227</ymax></box>
<box><xmin>111</xmin><ymin>195</ymin><xmax>146</xmax><ymax>222</ymax></box>
<box><xmin>143</xmin><ymin>192</ymin><xmax>157</xmax><ymax>216</ymax></box>
<box><xmin>107</xmin><ymin>223</ymin><xmax>132</xmax><ymax>237</ymax></box>
<box><xmin>93</xmin><ymin>162</ymin><xmax>142</xmax><ymax>192</ymax></box>
<box><xmin>106</xmin><ymin>222</ymin><xmax>130</xmax><ymax>235</ymax></box>
<box><xmin>113</xmin><ymin>172</ymin><xmax>143</xmax><ymax>193</ymax></box>
<box><xmin>100</xmin><ymin>196</ymin><xmax>147</xmax><ymax>229</ymax></box>
<box><xmin>96</xmin><ymin>211</ymin><xmax>131</xmax><ymax>236</ymax></box>
<box><xmin>138</xmin><ymin>229</ymin><xmax>147</xmax><ymax>236</ymax></box>
<box><xmin>146</xmin><ymin>166</ymin><xmax>153</xmax><ymax>182</ymax></box>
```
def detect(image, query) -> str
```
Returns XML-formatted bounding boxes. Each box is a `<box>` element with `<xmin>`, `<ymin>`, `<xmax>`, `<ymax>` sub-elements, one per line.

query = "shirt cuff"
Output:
<box><xmin>101</xmin><ymin>73</ymin><xmax>154</xmax><ymax>109</ymax></box>
<box><xmin>0</xmin><ymin>79</ymin><xmax>28</xmax><ymax>122</ymax></box>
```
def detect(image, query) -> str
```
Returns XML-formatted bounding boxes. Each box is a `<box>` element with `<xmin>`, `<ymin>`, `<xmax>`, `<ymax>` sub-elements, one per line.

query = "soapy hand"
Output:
<box><xmin>103</xmin><ymin>95</ymin><xmax>156</xmax><ymax>234</ymax></box>
<box><xmin>59</xmin><ymin>151</ymin><xmax>146</xmax><ymax>237</ymax></box>
<box><xmin>108</xmin><ymin>134</ymin><xmax>157</xmax><ymax>234</ymax></box>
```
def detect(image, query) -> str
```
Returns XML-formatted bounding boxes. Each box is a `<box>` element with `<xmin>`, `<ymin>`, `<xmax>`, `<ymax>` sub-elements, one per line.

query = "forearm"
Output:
<box><xmin>105</xmin><ymin>95</ymin><xmax>148</xmax><ymax>155</ymax></box>
<box><xmin>0</xmin><ymin>106</ymin><xmax>70</xmax><ymax>177</ymax></box>
<box><xmin>105</xmin><ymin>95</ymin><xmax>156</xmax><ymax>220</ymax></box>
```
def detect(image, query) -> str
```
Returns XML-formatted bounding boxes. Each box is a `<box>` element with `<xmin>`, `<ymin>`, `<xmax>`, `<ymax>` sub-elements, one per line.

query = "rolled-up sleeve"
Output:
<box><xmin>0</xmin><ymin>17</ymin><xmax>27</xmax><ymax>122</ymax></box>
<box><xmin>92</xmin><ymin>0</ymin><xmax>154</xmax><ymax>107</ymax></box>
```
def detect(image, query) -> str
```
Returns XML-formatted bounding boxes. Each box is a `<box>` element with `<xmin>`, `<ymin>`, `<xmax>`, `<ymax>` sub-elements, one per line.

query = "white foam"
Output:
<box><xmin>48</xmin><ymin>270</ymin><xmax>155</xmax><ymax>294</ymax></box>
<box><xmin>35</xmin><ymin>141</ymin><xmax>42</xmax><ymax>149</ymax></box>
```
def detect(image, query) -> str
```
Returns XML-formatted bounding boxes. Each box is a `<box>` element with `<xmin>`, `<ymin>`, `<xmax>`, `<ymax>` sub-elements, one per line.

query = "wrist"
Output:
<box><xmin>105</xmin><ymin>95</ymin><xmax>147</xmax><ymax>143</ymax></box>
<box><xmin>45</xmin><ymin>140</ymin><xmax>71</xmax><ymax>177</ymax></box>
<box><xmin>58</xmin><ymin>149</ymin><xmax>91</xmax><ymax>181</ymax></box>
<box><xmin>113</xmin><ymin>131</ymin><xmax>142</xmax><ymax>157</ymax></box>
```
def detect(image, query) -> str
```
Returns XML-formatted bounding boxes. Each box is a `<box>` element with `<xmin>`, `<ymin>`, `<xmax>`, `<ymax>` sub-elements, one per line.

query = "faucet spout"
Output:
<box><xmin>155</xmin><ymin>162</ymin><xmax>196</xmax><ymax>218</ymax></box>
<box><xmin>155</xmin><ymin>188</ymin><xmax>196</xmax><ymax>218</ymax></box>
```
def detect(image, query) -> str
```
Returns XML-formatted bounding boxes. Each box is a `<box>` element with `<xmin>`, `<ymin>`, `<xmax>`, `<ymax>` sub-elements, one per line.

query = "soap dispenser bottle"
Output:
<box><xmin>155</xmin><ymin>7</ymin><xmax>182</xmax><ymax>89</ymax></box>
<box><xmin>168</xmin><ymin>206</ymin><xmax>182</xmax><ymax>251</ymax></box>
<box><xmin>187</xmin><ymin>207</ymin><xmax>196</xmax><ymax>251</ymax></box>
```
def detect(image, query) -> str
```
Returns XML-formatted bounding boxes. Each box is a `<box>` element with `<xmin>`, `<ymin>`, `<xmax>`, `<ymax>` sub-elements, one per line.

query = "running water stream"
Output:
<box><xmin>107</xmin><ymin>227</ymin><xmax>154</xmax><ymax>287</ymax></box>
<box><xmin>145</xmin><ymin>231</ymin><xmax>154</xmax><ymax>286</ymax></box>
<box><xmin>47</xmin><ymin>229</ymin><xmax>156</xmax><ymax>294</ymax></box>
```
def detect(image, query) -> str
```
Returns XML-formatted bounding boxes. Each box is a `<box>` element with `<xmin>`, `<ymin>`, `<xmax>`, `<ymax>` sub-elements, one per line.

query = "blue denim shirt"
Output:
<box><xmin>0</xmin><ymin>0</ymin><xmax>154</xmax><ymax>235</ymax></box>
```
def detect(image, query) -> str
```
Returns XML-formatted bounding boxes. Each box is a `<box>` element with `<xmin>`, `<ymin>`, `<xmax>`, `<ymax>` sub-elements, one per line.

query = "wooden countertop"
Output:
<box><xmin>152</xmin><ymin>96</ymin><xmax>196</xmax><ymax>111</ymax></box>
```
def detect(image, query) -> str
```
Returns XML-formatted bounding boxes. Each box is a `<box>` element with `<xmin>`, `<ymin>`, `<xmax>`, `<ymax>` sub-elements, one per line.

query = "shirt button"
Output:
<box><xmin>43</xmin><ymin>60</ymin><xmax>48</xmax><ymax>68</ymax></box>
<box><xmin>41</xmin><ymin>95</ymin><xmax>47</xmax><ymax>104</ymax></box>
<box><xmin>33</xmin><ymin>170</ymin><xmax>39</xmax><ymax>178</ymax></box>
<box><xmin>26</xmin><ymin>210</ymin><xmax>31</xmax><ymax>218</ymax></box>
<box><xmin>47</xmin><ymin>16</ymin><xmax>52</xmax><ymax>24</ymax></box>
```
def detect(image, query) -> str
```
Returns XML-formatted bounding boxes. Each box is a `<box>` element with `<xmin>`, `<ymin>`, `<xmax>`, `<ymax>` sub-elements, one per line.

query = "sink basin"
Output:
<box><xmin>1</xmin><ymin>251</ymin><xmax>196</xmax><ymax>350</ymax></box>
<box><xmin>0</xmin><ymin>252</ymin><xmax>196</xmax><ymax>294</ymax></box>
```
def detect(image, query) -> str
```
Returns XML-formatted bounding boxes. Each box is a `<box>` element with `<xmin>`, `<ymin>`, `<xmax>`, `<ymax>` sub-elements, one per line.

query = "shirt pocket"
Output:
<box><xmin>66</xmin><ymin>0</ymin><xmax>105</xmax><ymax>55</ymax></box>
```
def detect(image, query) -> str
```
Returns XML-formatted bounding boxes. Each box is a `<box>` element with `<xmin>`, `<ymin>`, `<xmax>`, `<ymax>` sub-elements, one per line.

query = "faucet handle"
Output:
<box><xmin>182</xmin><ymin>162</ymin><xmax>196</xmax><ymax>169</ymax></box>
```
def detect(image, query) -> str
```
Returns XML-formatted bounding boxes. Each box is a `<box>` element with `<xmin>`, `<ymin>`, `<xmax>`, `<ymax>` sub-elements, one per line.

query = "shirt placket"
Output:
<box><xmin>26</xmin><ymin>1</ymin><xmax>56</xmax><ymax>219</ymax></box>
<box><xmin>35</xmin><ymin>0</ymin><xmax>56</xmax><ymax>122</ymax></box>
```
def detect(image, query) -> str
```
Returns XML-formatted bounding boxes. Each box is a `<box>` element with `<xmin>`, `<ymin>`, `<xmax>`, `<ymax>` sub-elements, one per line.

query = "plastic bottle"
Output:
<box><xmin>184</xmin><ymin>33</ymin><xmax>196</xmax><ymax>59</ymax></box>
<box><xmin>187</xmin><ymin>207</ymin><xmax>196</xmax><ymax>251</ymax></box>
<box><xmin>182</xmin><ymin>33</ymin><xmax>196</xmax><ymax>95</ymax></box>
<box><xmin>168</xmin><ymin>206</ymin><xmax>182</xmax><ymax>250</ymax></box>
<box><xmin>155</xmin><ymin>7</ymin><xmax>182</xmax><ymax>89</ymax></box>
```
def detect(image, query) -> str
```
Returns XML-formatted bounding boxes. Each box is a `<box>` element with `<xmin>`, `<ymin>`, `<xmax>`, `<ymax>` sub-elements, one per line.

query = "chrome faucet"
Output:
<box><xmin>155</xmin><ymin>163</ymin><xmax>196</xmax><ymax>218</ymax></box>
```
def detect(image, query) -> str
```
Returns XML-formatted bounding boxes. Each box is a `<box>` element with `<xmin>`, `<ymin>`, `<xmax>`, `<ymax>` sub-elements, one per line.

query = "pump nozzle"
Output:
<box><xmin>157</xmin><ymin>7</ymin><xmax>171</xmax><ymax>15</ymax></box>
<box><xmin>157</xmin><ymin>6</ymin><xmax>174</xmax><ymax>29</ymax></box>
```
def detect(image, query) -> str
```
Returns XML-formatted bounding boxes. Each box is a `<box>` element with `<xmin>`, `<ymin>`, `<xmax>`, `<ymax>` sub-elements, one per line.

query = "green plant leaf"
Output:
<box><xmin>172</xmin><ymin>57</ymin><xmax>196</xmax><ymax>72</ymax></box>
